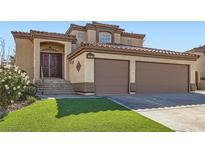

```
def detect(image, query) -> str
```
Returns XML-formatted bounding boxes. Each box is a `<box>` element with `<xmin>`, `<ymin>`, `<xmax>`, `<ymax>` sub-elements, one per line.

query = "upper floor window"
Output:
<box><xmin>99</xmin><ymin>32</ymin><xmax>112</xmax><ymax>43</ymax></box>
<box><xmin>127</xmin><ymin>39</ymin><xmax>132</xmax><ymax>45</ymax></box>
<box><xmin>77</xmin><ymin>31</ymin><xmax>85</xmax><ymax>39</ymax></box>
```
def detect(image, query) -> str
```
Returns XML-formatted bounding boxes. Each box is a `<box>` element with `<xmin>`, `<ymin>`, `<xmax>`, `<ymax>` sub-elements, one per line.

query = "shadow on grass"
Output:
<box><xmin>55</xmin><ymin>98</ymin><xmax>128</xmax><ymax>118</ymax></box>
<box><xmin>0</xmin><ymin>113</ymin><xmax>7</xmax><ymax>122</ymax></box>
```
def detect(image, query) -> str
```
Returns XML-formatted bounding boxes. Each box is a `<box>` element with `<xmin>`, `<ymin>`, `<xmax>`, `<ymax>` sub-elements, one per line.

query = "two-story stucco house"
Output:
<box><xmin>12</xmin><ymin>21</ymin><xmax>200</xmax><ymax>95</ymax></box>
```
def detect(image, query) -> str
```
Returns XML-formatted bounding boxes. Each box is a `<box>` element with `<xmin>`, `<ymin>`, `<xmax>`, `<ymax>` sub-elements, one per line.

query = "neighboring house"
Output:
<box><xmin>12</xmin><ymin>21</ymin><xmax>200</xmax><ymax>95</ymax></box>
<box><xmin>187</xmin><ymin>45</ymin><xmax>205</xmax><ymax>90</ymax></box>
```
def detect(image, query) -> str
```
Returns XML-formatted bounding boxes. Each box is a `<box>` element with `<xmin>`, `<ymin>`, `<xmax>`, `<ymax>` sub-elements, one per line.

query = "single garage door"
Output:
<box><xmin>135</xmin><ymin>62</ymin><xmax>189</xmax><ymax>93</ymax></box>
<box><xmin>95</xmin><ymin>59</ymin><xmax>129</xmax><ymax>95</ymax></box>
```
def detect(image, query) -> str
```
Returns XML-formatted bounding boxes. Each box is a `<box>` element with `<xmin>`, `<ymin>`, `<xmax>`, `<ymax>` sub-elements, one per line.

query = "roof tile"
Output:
<box><xmin>68</xmin><ymin>42</ymin><xmax>198</xmax><ymax>59</ymax></box>
<box><xmin>12</xmin><ymin>30</ymin><xmax>76</xmax><ymax>42</ymax></box>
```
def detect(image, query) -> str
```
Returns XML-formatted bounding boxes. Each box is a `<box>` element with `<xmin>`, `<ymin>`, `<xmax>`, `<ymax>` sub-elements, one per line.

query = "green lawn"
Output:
<box><xmin>0</xmin><ymin>98</ymin><xmax>173</xmax><ymax>132</ymax></box>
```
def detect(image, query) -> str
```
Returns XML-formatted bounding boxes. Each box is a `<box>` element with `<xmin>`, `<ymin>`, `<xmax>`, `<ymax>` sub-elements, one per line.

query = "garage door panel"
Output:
<box><xmin>95</xmin><ymin>59</ymin><xmax>129</xmax><ymax>94</ymax></box>
<box><xmin>136</xmin><ymin>62</ymin><xmax>189</xmax><ymax>93</ymax></box>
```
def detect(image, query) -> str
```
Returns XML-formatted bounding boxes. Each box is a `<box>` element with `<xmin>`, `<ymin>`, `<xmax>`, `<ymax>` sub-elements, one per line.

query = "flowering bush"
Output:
<box><xmin>0</xmin><ymin>65</ymin><xmax>30</xmax><ymax>107</ymax></box>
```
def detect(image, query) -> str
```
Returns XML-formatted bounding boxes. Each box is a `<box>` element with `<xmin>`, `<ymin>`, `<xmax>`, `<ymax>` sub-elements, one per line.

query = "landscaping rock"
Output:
<box><xmin>6</xmin><ymin>103</ymin><xmax>26</xmax><ymax>113</ymax></box>
<box><xmin>0</xmin><ymin>99</ymin><xmax>37</xmax><ymax>116</ymax></box>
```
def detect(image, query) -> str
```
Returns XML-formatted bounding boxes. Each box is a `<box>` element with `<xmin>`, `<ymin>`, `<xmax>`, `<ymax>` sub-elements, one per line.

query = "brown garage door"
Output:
<box><xmin>135</xmin><ymin>62</ymin><xmax>189</xmax><ymax>93</ymax></box>
<box><xmin>95</xmin><ymin>59</ymin><xmax>129</xmax><ymax>95</ymax></box>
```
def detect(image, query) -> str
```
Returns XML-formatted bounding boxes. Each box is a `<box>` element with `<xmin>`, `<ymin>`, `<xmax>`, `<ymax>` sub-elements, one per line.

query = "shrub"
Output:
<box><xmin>25</xmin><ymin>96</ymin><xmax>37</xmax><ymax>104</ymax></box>
<box><xmin>0</xmin><ymin>65</ymin><xmax>30</xmax><ymax>108</ymax></box>
<box><xmin>24</xmin><ymin>84</ymin><xmax>37</xmax><ymax>97</ymax></box>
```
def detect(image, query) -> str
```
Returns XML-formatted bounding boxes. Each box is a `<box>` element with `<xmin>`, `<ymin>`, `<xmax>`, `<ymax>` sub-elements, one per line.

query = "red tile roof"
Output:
<box><xmin>91</xmin><ymin>21</ymin><xmax>120</xmax><ymax>28</ymax></box>
<box><xmin>121</xmin><ymin>32</ymin><xmax>145</xmax><ymax>39</ymax></box>
<box><xmin>12</xmin><ymin>30</ymin><xmax>77</xmax><ymax>43</ymax></box>
<box><xmin>68</xmin><ymin>42</ymin><xmax>199</xmax><ymax>60</ymax></box>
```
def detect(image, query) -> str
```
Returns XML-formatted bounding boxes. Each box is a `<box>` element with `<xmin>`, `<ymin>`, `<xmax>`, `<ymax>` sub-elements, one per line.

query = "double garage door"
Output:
<box><xmin>94</xmin><ymin>59</ymin><xmax>189</xmax><ymax>95</ymax></box>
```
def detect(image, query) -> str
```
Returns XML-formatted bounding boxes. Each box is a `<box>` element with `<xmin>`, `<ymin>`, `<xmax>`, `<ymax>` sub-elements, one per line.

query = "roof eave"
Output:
<box><xmin>121</xmin><ymin>32</ymin><xmax>146</xmax><ymax>39</ymax></box>
<box><xmin>31</xmin><ymin>35</ymin><xmax>77</xmax><ymax>43</ymax></box>
<box><xmin>68</xmin><ymin>45</ymin><xmax>199</xmax><ymax>61</ymax></box>
<box><xmin>65</xmin><ymin>24</ymin><xmax>86</xmax><ymax>34</ymax></box>
<box><xmin>11</xmin><ymin>31</ymin><xmax>31</xmax><ymax>40</ymax></box>
<box><xmin>11</xmin><ymin>31</ymin><xmax>77</xmax><ymax>43</ymax></box>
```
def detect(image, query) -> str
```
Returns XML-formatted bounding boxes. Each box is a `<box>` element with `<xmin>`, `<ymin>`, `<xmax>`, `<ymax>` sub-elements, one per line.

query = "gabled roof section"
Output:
<box><xmin>86</xmin><ymin>21</ymin><xmax>124</xmax><ymax>32</ymax></box>
<box><xmin>65</xmin><ymin>24</ymin><xmax>86</xmax><ymax>34</ymax></box>
<box><xmin>68</xmin><ymin>42</ymin><xmax>199</xmax><ymax>61</ymax></box>
<box><xmin>65</xmin><ymin>21</ymin><xmax>145</xmax><ymax>38</ymax></box>
<box><xmin>12</xmin><ymin>30</ymin><xmax>77</xmax><ymax>43</ymax></box>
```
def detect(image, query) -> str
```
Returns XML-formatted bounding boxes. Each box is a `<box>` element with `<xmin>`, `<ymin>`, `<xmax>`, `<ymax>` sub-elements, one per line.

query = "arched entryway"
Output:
<box><xmin>40</xmin><ymin>42</ymin><xmax>64</xmax><ymax>78</ymax></box>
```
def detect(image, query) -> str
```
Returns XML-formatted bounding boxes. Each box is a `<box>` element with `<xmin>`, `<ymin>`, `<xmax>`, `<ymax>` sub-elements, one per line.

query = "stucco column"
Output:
<box><xmin>33</xmin><ymin>39</ymin><xmax>40</xmax><ymax>82</ymax></box>
<box><xmin>130</xmin><ymin>59</ymin><xmax>136</xmax><ymax>93</ymax></box>
<box><xmin>85</xmin><ymin>55</ymin><xmax>94</xmax><ymax>83</ymax></box>
<box><xmin>190</xmin><ymin>63</ymin><xmax>195</xmax><ymax>83</ymax></box>
<box><xmin>190</xmin><ymin>62</ymin><xmax>197</xmax><ymax>91</ymax></box>
<box><xmin>64</xmin><ymin>42</ymin><xmax>71</xmax><ymax>80</ymax></box>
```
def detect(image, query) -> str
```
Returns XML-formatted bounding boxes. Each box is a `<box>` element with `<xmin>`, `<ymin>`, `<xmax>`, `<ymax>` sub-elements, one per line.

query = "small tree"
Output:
<box><xmin>0</xmin><ymin>38</ymin><xmax>15</xmax><ymax>66</ymax></box>
<box><xmin>0</xmin><ymin>38</ymin><xmax>6</xmax><ymax>65</ymax></box>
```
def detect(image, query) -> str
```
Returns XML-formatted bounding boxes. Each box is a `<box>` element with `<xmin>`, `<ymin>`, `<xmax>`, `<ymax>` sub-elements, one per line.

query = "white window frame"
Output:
<box><xmin>99</xmin><ymin>32</ymin><xmax>112</xmax><ymax>43</ymax></box>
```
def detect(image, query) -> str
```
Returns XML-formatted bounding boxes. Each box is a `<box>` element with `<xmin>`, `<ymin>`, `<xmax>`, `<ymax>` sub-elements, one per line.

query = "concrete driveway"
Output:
<box><xmin>110</xmin><ymin>93</ymin><xmax>205</xmax><ymax>132</ymax></box>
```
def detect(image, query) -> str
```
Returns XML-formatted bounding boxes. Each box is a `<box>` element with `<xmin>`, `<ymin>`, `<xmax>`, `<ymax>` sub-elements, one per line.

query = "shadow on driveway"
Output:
<box><xmin>109</xmin><ymin>93</ymin><xmax>205</xmax><ymax>110</ymax></box>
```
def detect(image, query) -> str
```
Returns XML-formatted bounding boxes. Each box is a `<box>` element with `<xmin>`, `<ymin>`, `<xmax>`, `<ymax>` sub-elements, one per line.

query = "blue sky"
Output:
<box><xmin>1</xmin><ymin>21</ymin><xmax>205</xmax><ymax>55</ymax></box>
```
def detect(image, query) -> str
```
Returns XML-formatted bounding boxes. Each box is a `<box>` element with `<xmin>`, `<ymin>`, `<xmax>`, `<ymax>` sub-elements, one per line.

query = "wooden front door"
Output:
<box><xmin>40</xmin><ymin>52</ymin><xmax>62</xmax><ymax>78</ymax></box>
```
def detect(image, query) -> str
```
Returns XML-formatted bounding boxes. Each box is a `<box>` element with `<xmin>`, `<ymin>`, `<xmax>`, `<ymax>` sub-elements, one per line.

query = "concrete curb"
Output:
<box><xmin>108</xmin><ymin>97</ymin><xmax>134</xmax><ymax>111</ymax></box>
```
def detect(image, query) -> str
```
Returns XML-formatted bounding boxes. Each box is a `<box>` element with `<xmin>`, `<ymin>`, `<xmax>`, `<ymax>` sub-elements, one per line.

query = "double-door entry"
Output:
<box><xmin>40</xmin><ymin>52</ymin><xmax>62</xmax><ymax>78</ymax></box>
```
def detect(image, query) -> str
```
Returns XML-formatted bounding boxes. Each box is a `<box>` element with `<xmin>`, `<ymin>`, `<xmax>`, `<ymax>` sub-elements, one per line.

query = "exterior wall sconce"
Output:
<box><xmin>87</xmin><ymin>52</ymin><xmax>95</xmax><ymax>59</ymax></box>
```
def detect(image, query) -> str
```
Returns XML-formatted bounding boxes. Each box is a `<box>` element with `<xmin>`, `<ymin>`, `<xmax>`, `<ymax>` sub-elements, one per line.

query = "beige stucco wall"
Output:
<box><xmin>81</xmin><ymin>52</ymin><xmax>196</xmax><ymax>85</ymax></box>
<box><xmin>15</xmin><ymin>38</ymin><xmax>34</xmax><ymax>82</ymax></box>
<box><xmin>33</xmin><ymin>38</ymin><xmax>72</xmax><ymax>82</ymax></box>
<box><xmin>121</xmin><ymin>36</ymin><xmax>143</xmax><ymax>46</ymax></box>
<box><xmin>87</xmin><ymin>30</ymin><xmax>96</xmax><ymax>43</ymax></box>
<box><xmin>68</xmin><ymin>52</ymin><xmax>86</xmax><ymax>83</ymax></box>
<box><xmin>70</xmin><ymin>29</ymin><xmax>144</xmax><ymax>49</ymax></box>
<box><xmin>114</xmin><ymin>33</ymin><xmax>121</xmax><ymax>44</ymax></box>
<box><xmin>132</xmin><ymin>38</ymin><xmax>144</xmax><ymax>46</ymax></box>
